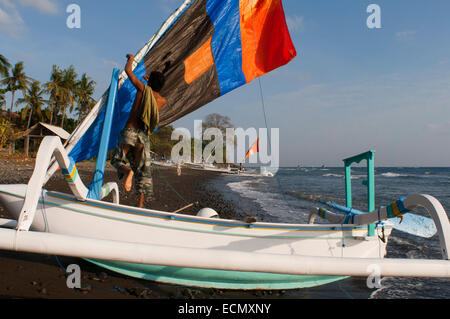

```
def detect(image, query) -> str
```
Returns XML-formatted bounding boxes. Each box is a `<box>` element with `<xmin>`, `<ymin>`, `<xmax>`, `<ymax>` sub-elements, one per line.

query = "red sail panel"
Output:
<box><xmin>239</xmin><ymin>0</ymin><xmax>297</xmax><ymax>83</ymax></box>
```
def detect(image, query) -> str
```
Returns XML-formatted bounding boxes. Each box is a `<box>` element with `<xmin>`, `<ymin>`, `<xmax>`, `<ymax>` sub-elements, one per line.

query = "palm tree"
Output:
<box><xmin>17</xmin><ymin>80</ymin><xmax>46</xmax><ymax>156</ymax></box>
<box><xmin>0</xmin><ymin>54</ymin><xmax>10</xmax><ymax>78</ymax></box>
<box><xmin>1</xmin><ymin>61</ymin><xmax>31</xmax><ymax>119</ymax></box>
<box><xmin>0</xmin><ymin>90</ymin><xmax>6</xmax><ymax>111</ymax></box>
<box><xmin>75</xmin><ymin>73</ymin><xmax>96</xmax><ymax>124</ymax></box>
<box><xmin>17</xmin><ymin>80</ymin><xmax>46</xmax><ymax>130</ymax></box>
<box><xmin>59</xmin><ymin>65</ymin><xmax>78</xmax><ymax>128</ymax></box>
<box><xmin>44</xmin><ymin>65</ymin><xmax>63</xmax><ymax>125</ymax></box>
<box><xmin>0</xmin><ymin>86</ymin><xmax>7</xmax><ymax>107</ymax></box>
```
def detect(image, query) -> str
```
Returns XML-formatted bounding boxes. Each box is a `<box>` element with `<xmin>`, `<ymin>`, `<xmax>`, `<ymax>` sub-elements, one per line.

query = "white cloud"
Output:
<box><xmin>0</xmin><ymin>0</ymin><xmax>13</xmax><ymax>9</ymax></box>
<box><xmin>17</xmin><ymin>0</ymin><xmax>58</xmax><ymax>14</ymax></box>
<box><xmin>0</xmin><ymin>0</ymin><xmax>58</xmax><ymax>38</ymax></box>
<box><xmin>286</xmin><ymin>15</ymin><xmax>304</xmax><ymax>32</ymax></box>
<box><xmin>0</xmin><ymin>0</ymin><xmax>24</xmax><ymax>38</ymax></box>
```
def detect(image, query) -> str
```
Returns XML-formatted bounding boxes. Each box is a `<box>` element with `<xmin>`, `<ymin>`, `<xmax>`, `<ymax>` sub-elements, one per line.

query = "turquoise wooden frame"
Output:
<box><xmin>343</xmin><ymin>150</ymin><xmax>376</xmax><ymax>236</ymax></box>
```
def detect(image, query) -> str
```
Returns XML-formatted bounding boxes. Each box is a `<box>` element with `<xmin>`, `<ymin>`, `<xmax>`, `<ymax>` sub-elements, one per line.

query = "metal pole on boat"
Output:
<box><xmin>90</xmin><ymin>68</ymin><xmax>119</xmax><ymax>200</ymax></box>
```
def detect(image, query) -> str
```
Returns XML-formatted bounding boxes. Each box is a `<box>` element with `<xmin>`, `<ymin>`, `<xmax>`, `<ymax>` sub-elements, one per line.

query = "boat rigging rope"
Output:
<box><xmin>154</xmin><ymin>164</ymin><xmax>188</xmax><ymax>204</ymax></box>
<box><xmin>256</xmin><ymin>78</ymin><xmax>295</xmax><ymax>213</ymax></box>
<box><xmin>248</xmin><ymin>1</ymin><xmax>295</xmax><ymax>214</ymax></box>
<box><xmin>153</xmin><ymin>164</ymin><xmax>200</xmax><ymax>213</ymax></box>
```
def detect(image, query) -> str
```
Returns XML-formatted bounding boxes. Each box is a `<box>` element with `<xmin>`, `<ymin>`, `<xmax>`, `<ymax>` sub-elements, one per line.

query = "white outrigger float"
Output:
<box><xmin>0</xmin><ymin>0</ymin><xmax>449</xmax><ymax>290</ymax></box>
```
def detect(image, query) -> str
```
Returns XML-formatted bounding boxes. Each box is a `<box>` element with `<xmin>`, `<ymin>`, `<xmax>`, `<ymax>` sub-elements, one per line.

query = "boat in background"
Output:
<box><xmin>183</xmin><ymin>162</ymin><xmax>240</xmax><ymax>175</ymax></box>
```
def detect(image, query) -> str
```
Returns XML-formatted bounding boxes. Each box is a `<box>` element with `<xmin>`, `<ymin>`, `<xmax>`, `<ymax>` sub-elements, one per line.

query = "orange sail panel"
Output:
<box><xmin>184</xmin><ymin>36</ymin><xmax>214</xmax><ymax>84</ymax></box>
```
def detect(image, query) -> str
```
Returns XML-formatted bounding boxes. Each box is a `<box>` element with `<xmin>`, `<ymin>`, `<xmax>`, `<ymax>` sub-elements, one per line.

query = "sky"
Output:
<box><xmin>1</xmin><ymin>0</ymin><xmax>450</xmax><ymax>167</ymax></box>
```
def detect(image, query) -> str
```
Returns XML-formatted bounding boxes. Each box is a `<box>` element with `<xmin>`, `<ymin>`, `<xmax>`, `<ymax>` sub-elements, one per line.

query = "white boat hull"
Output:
<box><xmin>0</xmin><ymin>183</ymin><xmax>393</xmax><ymax>289</ymax></box>
<box><xmin>0</xmin><ymin>184</ymin><xmax>390</xmax><ymax>259</ymax></box>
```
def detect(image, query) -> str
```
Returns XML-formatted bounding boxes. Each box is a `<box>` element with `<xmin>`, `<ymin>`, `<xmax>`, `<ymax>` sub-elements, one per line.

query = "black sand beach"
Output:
<box><xmin>0</xmin><ymin>154</ymin><xmax>372</xmax><ymax>299</ymax></box>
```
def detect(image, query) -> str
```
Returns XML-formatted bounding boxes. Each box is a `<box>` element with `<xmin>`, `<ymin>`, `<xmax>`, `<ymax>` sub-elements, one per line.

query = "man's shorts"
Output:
<box><xmin>111</xmin><ymin>128</ymin><xmax>153</xmax><ymax>195</ymax></box>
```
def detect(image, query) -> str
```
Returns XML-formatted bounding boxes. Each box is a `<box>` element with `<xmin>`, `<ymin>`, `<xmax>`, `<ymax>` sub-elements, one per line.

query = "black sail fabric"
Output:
<box><xmin>143</xmin><ymin>0</ymin><xmax>220</xmax><ymax>127</ymax></box>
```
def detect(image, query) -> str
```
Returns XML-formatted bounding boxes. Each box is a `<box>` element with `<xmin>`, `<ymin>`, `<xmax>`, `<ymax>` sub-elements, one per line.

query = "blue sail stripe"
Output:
<box><xmin>207</xmin><ymin>0</ymin><xmax>246</xmax><ymax>96</ymax></box>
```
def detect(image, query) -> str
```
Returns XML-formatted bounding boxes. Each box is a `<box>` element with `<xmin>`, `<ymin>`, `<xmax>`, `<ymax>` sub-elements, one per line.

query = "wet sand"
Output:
<box><xmin>0</xmin><ymin>154</ymin><xmax>372</xmax><ymax>299</ymax></box>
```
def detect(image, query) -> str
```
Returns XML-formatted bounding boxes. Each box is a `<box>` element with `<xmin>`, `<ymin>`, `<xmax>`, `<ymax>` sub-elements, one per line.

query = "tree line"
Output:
<box><xmin>0</xmin><ymin>53</ymin><xmax>96</xmax><ymax>133</ymax></box>
<box><xmin>0</xmin><ymin>53</ymin><xmax>179</xmax><ymax>160</ymax></box>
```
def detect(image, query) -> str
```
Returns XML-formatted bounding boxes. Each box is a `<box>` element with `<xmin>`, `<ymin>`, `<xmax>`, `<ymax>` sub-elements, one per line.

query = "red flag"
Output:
<box><xmin>245</xmin><ymin>138</ymin><xmax>259</xmax><ymax>159</ymax></box>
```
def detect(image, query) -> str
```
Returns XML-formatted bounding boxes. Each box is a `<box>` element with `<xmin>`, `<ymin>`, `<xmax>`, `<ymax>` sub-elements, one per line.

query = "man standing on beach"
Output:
<box><xmin>177</xmin><ymin>162</ymin><xmax>182</xmax><ymax>176</ymax></box>
<box><xmin>111</xmin><ymin>54</ymin><xmax>166</xmax><ymax>208</ymax></box>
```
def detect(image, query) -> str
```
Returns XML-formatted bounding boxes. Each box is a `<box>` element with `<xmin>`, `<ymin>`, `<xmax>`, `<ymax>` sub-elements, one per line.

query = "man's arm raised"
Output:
<box><xmin>125</xmin><ymin>54</ymin><xmax>145</xmax><ymax>92</ymax></box>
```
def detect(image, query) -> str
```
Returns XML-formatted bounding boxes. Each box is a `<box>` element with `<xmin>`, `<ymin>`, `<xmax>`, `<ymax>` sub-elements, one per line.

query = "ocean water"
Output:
<box><xmin>209</xmin><ymin>167</ymin><xmax>450</xmax><ymax>299</ymax></box>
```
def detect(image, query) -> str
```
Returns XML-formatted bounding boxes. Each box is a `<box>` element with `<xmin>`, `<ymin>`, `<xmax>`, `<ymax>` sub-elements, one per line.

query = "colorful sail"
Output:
<box><xmin>65</xmin><ymin>0</ymin><xmax>296</xmax><ymax>166</ymax></box>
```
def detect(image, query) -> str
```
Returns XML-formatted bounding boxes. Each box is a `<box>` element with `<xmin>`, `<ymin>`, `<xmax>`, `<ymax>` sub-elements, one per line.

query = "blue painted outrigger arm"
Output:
<box><xmin>89</xmin><ymin>68</ymin><xmax>120</xmax><ymax>200</ymax></box>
